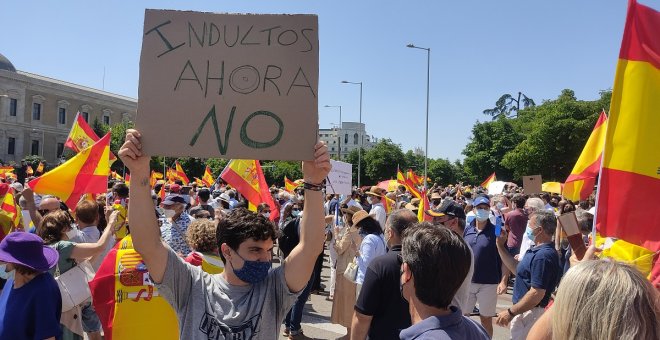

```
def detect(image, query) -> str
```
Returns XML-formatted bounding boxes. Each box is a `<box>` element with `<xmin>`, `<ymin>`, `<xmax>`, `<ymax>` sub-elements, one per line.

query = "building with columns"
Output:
<box><xmin>318</xmin><ymin>122</ymin><xmax>378</xmax><ymax>160</ymax></box>
<box><xmin>0</xmin><ymin>53</ymin><xmax>136</xmax><ymax>166</ymax></box>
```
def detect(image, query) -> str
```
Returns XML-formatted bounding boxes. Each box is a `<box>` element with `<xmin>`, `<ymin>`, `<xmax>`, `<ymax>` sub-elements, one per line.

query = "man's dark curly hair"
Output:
<box><xmin>216</xmin><ymin>208</ymin><xmax>279</xmax><ymax>263</ymax></box>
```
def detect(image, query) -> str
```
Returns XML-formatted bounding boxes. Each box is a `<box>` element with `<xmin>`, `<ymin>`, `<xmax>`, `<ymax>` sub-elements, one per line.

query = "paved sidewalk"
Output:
<box><xmin>278</xmin><ymin>247</ymin><xmax>513</xmax><ymax>340</ymax></box>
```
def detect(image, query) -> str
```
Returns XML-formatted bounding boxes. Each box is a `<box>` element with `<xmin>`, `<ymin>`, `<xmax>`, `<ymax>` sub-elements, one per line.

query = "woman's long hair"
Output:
<box><xmin>38</xmin><ymin>210</ymin><xmax>71</xmax><ymax>244</ymax></box>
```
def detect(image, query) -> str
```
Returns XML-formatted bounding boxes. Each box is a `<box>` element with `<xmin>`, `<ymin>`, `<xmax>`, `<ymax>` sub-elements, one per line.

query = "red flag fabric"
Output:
<box><xmin>220</xmin><ymin>160</ymin><xmax>279</xmax><ymax>221</ymax></box>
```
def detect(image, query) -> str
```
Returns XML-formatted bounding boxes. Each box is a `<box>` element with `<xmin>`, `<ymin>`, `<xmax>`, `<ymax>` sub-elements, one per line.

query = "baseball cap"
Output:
<box><xmin>162</xmin><ymin>194</ymin><xmax>186</xmax><ymax>206</ymax></box>
<box><xmin>473</xmin><ymin>196</ymin><xmax>490</xmax><ymax>207</ymax></box>
<box><xmin>426</xmin><ymin>200</ymin><xmax>466</xmax><ymax>220</ymax></box>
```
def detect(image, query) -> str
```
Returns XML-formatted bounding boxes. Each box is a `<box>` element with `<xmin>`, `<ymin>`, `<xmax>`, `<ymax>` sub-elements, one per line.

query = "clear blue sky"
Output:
<box><xmin>3</xmin><ymin>0</ymin><xmax>657</xmax><ymax>161</ymax></box>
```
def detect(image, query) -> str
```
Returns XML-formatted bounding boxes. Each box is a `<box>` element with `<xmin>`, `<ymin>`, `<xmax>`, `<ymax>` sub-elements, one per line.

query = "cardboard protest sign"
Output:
<box><xmin>557</xmin><ymin>212</ymin><xmax>587</xmax><ymax>260</ymax></box>
<box><xmin>326</xmin><ymin>160</ymin><xmax>352</xmax><ymax>195</ymax></box>
<box><xmin>522</xmin><ymin>175</ymin><xmax>542</xmax><ymax>195</ymax></box>
<box><xmin>136</xmin><ymin>9</ymin><xmax>319</xmax><ymax>160</ymax></box>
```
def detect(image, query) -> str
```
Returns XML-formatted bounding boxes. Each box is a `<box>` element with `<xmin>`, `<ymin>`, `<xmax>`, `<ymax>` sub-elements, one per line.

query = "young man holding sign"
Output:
<box><xmin>119</xmin><ymin>129</ymin><xmax>330</xmax><ymax>339</ymax></box>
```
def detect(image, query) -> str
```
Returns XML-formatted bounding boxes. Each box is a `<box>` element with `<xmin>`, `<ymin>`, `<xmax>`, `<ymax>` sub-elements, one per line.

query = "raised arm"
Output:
<box><xmin>284</xmin><ymin>142</ymin><xmax>331</xmax><ymax>292</ymax></box>
<box><xmin>20</xmin><ymin>186</ymin><xmax>44</xmax><ymax>231</ymax></box>
<box><xmin>70</xmin><ymin>212</ymin><xmax>117</xmax><ymax>260</ymax></box>
<box><xmin>496</xmin><ymin>229</ymin><xmax>519</xmax><ymax>273</ymax></box>
<box><xmin>118</xmin><ymin>129</ymin><xmax>169</xmax><ymax>283</ymax></box>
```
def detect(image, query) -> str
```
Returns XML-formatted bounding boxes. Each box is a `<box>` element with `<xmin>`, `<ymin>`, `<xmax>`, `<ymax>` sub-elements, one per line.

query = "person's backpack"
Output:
<box><xmin>278</xmin><ymin>217</ymin><xmax>300</xmax><ymax>257</ymax></box>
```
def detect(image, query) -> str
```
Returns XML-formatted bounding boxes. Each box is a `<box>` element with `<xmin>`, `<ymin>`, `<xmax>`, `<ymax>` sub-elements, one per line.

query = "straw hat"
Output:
<box><xmin>340</xmin><ymin>206</ymin><xmax>362</xmax><ymax>215</ymax></box>
<box><xmin>365</xmin><ymin>186</ymin><xmax>385</xmax><ymax>197</ymax></box>
<box><xmin>352</xmin><ymin>210</ymin><xmax>372</xmax><ymax>225</ymax></box>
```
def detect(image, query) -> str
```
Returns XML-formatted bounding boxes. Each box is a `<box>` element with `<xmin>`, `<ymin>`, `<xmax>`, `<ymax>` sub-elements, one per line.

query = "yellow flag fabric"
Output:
<box><xmin>28</xmin><ymin>133</ymin><xmax>110</xmax><ymax>208</ymax></box>
<box><xmin>563</xmin><ymin>111</ymin><xmax>607</xmax><ymax>201</ymax></box>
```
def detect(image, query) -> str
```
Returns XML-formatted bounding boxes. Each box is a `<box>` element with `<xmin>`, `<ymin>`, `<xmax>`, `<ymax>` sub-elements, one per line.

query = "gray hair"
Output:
<box><xmin>525</xmin><ymin>197</ymin><xmax>545</xmax><ymax>212</ymax></box>
<box><xmin>531</xmin><ymin>210</ymin><xmax>556</xmax><ymax>235</ymax></box>
<box><xmin>386</xmin><ymin>209</ymin><xmax>418</xmax><ymax>237</ymax></box>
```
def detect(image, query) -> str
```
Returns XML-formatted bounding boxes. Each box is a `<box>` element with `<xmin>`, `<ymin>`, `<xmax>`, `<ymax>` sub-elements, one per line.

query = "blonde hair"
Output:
<box><xmin>186</xmin><ymin>219</ymin><xmax>218</xmax><ymax>253</ymax></box>
<box><xmin>552</xmin><ymin>260</ymin><xmax>660</xmax><ymax>340</ymax></box>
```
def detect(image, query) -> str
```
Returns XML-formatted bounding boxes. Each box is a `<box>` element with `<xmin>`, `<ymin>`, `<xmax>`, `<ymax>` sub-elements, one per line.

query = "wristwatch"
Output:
<box><xmin>507</xmin><ymin>308</ymin><xmax>516</xmax><ymax>317</ymax></box>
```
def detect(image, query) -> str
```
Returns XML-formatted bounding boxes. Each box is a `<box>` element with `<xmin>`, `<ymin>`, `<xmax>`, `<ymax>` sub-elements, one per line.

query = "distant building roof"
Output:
<box><xmin>0</xmin><ymin>53</ymin><xmax>16</xmax><ymax>72</ymax></box>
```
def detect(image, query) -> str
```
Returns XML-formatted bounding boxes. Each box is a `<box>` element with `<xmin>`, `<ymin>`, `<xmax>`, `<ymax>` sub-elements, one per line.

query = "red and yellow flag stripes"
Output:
<box><xmin>563</xmin><ymin>111</ymin><xmax>608</xmax><ymax>201</ymax></box>
<box><xmin>221</xmin><ymin>160</ymin><xmax>279</xmax><ymax>221</ymax></box>
<box><xmin>480</xmin><ymin>172</ymin><xmax>496</xmax><ymax>189</ymax></box>
<box><xmin>596</xmin><ymin>0</ymin><xmax>660</xmax><ymax>285</ymax></box>
<box><xmin>65</xmin><ymin>112</ymin><xmax>117</xmax><ymax>162</ymax></box>
<box><xmin>29</xmin><ymin>133</ymin><xmax>110</xmax><ymax>208</ymax></box>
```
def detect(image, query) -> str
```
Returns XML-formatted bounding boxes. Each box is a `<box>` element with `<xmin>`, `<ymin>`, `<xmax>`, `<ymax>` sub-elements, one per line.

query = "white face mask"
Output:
<box><xmin>65</xmin><ymin>227</ymin><xmax>78</xmax><ymax>240</ymax></box>
<box><xmin>0</xmin><ymin>263</ymin><xmax>15</xmax><ymax>280</ymax></box>
<box><xmin>163</xmin><ymin>209</ymin><xmax>176</xmax><ymax>218</ymax></box>
<box><xmin>367</xmin><ymin>197</ymin><xmax>374</xmax><ymax>204</ymax></box>
<box><xmin>263</xmin><ymin>212</ymin><xmax>270</xmax><ymax>219</ymax></box>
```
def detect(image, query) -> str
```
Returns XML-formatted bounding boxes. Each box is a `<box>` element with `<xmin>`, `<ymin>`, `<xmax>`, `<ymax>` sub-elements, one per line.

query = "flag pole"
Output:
<box><xmin>591</xmin><ymin>110</ymin><xmax>609</xmax><ymax>242</ymax></box>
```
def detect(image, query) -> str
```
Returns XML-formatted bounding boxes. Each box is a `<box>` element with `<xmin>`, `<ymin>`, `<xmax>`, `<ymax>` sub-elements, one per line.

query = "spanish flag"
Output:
<box><xmin>166</xmin><ymin>168</ymin><xmax>176</xmax><ymax>183</ymax></box>
<box><xmin>111</xmin><ymin>171</ymin><xmax>123</xmax><ymax>181</ymax></box>
<box><xmin>0</xmin><ymin>186</ymin><xmax>22</xmax><ymax>238</ymax></box>
<box><xmin>174</xmin><ymin>161</ymin><xmax>190</xmax><ymax>185</ymax></box>
<box><xmin>89</xmin><ymin>235</ymin><xmax>178</xmax><ymax>340</ymax></box>
<box><xmin>125</xmin><ymin>174</ymin><xmax>130</xmax><ymax>187</ymax></box>
<box><xmin>407</xmin><ymin>169</ymin><xmax>424</xmax><ymax>186</ymax></box>
<box><xmin>202</xmin><ymin>166</ymin><xmax>214</xmax><ymax>187</ymax></box>
<box><xmin>563</xmin><ymin>111</ymin><xmax>608</xmax><ymax>201</ymax></box>
<box><xmin>149</xmin><ymin>170</ymin><xmax>160</xmax><ymax>188</ymax></box>
<box><xmin>417</xmin><ymin>189</ymin><xmax>433</xmax><ymax>222</ymax></box>
<box><xmin>0</xmin><ymin>166</ymin><xmax>13</xmax><ymax>174</ymax></box>
<box><xmin>397</xmin><ymin>169</ymin><xmax>421</xmax><ymax>198</ymax></box>
<box><xmin>26</xmin><ymin>165</ymin><xmax>34</xmax><ymax>176</ymax></box>
<box><xmin>36</xmin><ymin>162</ymin><xmax>44</xmax><ymax>174</ymax></box>
<box><xmin>221</xmin><ymin>160</ymin><xmax>279</xmax><ymax>221</ymax></box>
<box><xmin>596</xmin><ymin>0</ymin><xmax>660</xmax><ymax>285</ymax></box>
<box><xmin>28</xmin><ymin>133</ymin><xmax>110</xmax><ymax>208</ymax></box>
<box><xmin>65</xmin><ymin>112</ymin><xmax>117</xmax><ymax>162</ymax></box>
<box><xmin>480</xmin><ymin>172</ymin><xmax>496</xmax><ymax>189</ymax></box>
<box><xmin>284</xmin><ymin>176</ymin><xmax>300</xmax><ymax>193</ymax></box>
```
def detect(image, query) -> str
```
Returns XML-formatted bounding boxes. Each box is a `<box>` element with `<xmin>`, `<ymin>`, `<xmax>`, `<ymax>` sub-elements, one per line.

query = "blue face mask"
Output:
<box><xmin>229</xmin><ymin>249</ymin><xmax>271</xmax><ymax>284</ymax></box>
<box><xmin>475</xmin><ymin>209</ymin><xmax>490</xmax><ymax>222</ymax></box>
<box><xmin>291</xmin><ymin>210</ymin><xmax>300</xmax><ymax>217</ymax></box>
<box><xmin>0</xmin><ymin>263</ymin><xmax>15</xmax><ymax>281</ymax></box>
<box><xmin>525</xmin><ymin>224</ymin><xmax>540</xmax><ymax>240</ymax></box>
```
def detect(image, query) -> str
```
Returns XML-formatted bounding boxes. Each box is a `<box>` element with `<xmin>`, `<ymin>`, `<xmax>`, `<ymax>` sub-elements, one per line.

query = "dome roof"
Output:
<box><xmin>0</xmin><ymin>53</ymin><xmax>16</xmax><ymax>72</ymax></box>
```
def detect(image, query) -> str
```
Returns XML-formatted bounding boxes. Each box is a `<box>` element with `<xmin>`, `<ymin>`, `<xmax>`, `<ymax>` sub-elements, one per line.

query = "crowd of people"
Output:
<box><xmin>0</xmin><ymin>129</ymin><xmax>658</xmax><ymax>340</ymax></box>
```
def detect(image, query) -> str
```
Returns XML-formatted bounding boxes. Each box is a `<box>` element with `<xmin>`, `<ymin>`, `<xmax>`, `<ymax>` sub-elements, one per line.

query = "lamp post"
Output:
<box><xmin>324</xmin><ymin>105</ymin><xmax>342</xmax><ymax>160</ymax></box>
<box><xmin>341</xmin><ymin>80</ymin><xmax>363</xmax><ymax>187</ymax></box>
<box><xmin>406</xmin><ymin>43</ymin><xmax>430</xmax><ymax>190</ymax></box>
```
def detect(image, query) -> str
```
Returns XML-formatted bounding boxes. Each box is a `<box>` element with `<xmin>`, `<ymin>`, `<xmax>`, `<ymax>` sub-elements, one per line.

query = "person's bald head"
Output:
<box><xmin>39</xmin><ymin>197</ymin><xmax>61</xmax><ymax>213</ymax></box>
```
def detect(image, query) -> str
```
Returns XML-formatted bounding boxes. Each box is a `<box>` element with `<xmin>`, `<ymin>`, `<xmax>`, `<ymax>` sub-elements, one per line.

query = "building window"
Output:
<box><xmin>9</xmin><ymin>98</ymin><xmax>17</xmax><ymax>116</ymax></box>
<box><xmin>57</xmin><ymin>143</ymin><xmax>64</xmax><ymax>158</ymax></box>
<box><xmin>353</xmin><ymin>133</ymin><xmax>358</xmax><ymax>145</ymax></box>
<box><xmin>7</xmin><ymin>137</ymin><xmax>15</xmax><ymax>155</ymax></box>
<box><xmin>32</xmin><ymin>103</ymin><xmax>41</xmax><ymax>120</ymax></box>
<box><xmin>344</xmin><ymin>134</ymin><xmax>348</xmax><ymax>144</ymax></box>
<box><xmin>331</xmin><ymin>147</ymin><xmax>335</xmax><ymax>151</ymax></box>
<box><xmin>31</xmin><ymin>140</ymin><xmax>40</xmax><ymax>155</ymax></box>
<box><xmin>58</xmin><ymin>108</ymin><xmax>66</xmax><ymax>124</ymax></box>
<box><xmin>103</xmin><ymin>115</ymin><xmax>110</xmax><ymax>125</ymax></box>
<box><xmin>82</xmin><ymin>111</ymin><xmax>89</xmax><ymax>122</ymax></box>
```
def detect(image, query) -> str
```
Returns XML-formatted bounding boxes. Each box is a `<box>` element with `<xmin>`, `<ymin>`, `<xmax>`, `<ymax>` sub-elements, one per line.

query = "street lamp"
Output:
<box><xmin>406</xmin><ymin>43</ymin><xmax>431</xmax><ymax>190</ymax></box>
<box><xmin>324</xmin><ymin>105</ymin><xmax>342</xmax><ymax>160</ymax></box>
<box><xmin>341</xmin><ymin>80</ymin><xmax>363</xmax><ymax>187</ymax></box>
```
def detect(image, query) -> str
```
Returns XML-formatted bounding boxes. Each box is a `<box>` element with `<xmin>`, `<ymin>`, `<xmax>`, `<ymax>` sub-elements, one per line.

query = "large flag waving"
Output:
<box><xmin>284</xmin><ymin>176</ymin><xmax>300</xmax><ymax>193</ymax></box>
<box><xmin>596</xmin><ymin>0</ymin><xmax>660</xmax><ymax>285</ymax></box>
<box><xmin>221</xmin><ymin>160</ymin><xmax>279</xmax><ymax>221</ymax></box>
<box><xmin>29</xmin><ymin>133</ymin><xmax>111</xmax><ymax>208</ymax></box>
<box><xmin>397</xmin><ymin>169</ymin><xmax>421</xmax><ymax>198</ymax></box>
<box><xmin>174</xmin><ymin>161</ymin><xmax>190</xmax><ymax>185</ymax></box>
<box><xmin>65</xmin><ymin>112</ymin><xmax>117</xmax><ymax>162</ymax></box>
<box><xmin>563</xmin><ymin>111</ymin><xmax>608</xmax><ymax>201</ymax></box>
<box><xmin>480</xmin><ymin>172</ymin><xmax>496</xmax><ymax>189</ymax></box>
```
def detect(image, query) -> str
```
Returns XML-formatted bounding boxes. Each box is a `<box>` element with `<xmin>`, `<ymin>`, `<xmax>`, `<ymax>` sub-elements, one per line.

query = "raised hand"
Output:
<box><xmin>302</xmin><ymin>141</ymin><xmax>331</xmax><ymax>185</ymax></box>
<box><xmin>118</xmin><ymin>129</ymin><xmax>150</xmax><ymax>174</ymax></box>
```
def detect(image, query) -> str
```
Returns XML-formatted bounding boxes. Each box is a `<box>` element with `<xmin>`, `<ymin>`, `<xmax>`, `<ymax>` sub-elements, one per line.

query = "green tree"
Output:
<box><xmin>501</xmin><ymin>89</ymin><xmax>610</xmax><ymax>180</ymax></box>
<box><xmin>462</xmin><ymin>116</ymin><xmax>522</xmax><ymax>183</ymax></box>
<box><xmin>345</xmin><ymin>148</ymin><xmax>367</xmax><ymax>186</ymax></box>
<box><xmin>483</xmin><ymin>92</ymin><xmax>536</xmax><ymax>120</ymax></box>
<box><xmin>403</xmin><ymin>150</ymin><xmax>424</xmax><ymax>175</ymax></box>
<box><xmin>427</xmin><ymin>158</ymin><xmax>458</xmax><ymax>186</ymax></box>
<box><xmin>363</xmin><ymin>139</ymin><xmax>405</xmax><ymax>184</ymax></box>
<box><xmin>262</xmin><ymin>160</ymin><xmax>303</xmax><ymax>186</ymax></box>
<box><xmin>92</xmin><ymin>117</ymin><xmax>108</xmax><ymax>139</ymax></box>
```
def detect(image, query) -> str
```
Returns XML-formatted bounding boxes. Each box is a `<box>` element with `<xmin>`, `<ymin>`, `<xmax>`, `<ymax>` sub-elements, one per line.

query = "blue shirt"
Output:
<box><xmin>399</xmin><ymin>306</ymin><xmax>489</xmax><ymax>340</ymax></box>
<box><xmin>160</xmin><ymin>213</ymin><xmax>194</xmax><ymax>255</ymax></box>
<box><xmin>0</xmin><ymin>273</ymin><xmax>62</xmax><ymax>339</ymax></box>
<box><xmin>463</xmin><ymin>220</ymin><xmax>501</xmax><ymax>284</ymax></box>
<box><xmin>512</xmin><ymin>242</ymin><xmax>560</xmax><ymax>307</ymax></box>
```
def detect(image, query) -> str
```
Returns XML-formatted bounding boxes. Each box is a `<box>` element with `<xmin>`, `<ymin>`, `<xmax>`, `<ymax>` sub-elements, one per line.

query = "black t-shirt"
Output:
<box><xmin>354</xmin><ymin>245</ymin><xmax>411</xmax><ymax>340</ymax></box>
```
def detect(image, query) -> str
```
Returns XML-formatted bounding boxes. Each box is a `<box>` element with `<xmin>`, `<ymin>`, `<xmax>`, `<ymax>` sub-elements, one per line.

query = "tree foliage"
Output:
<box><xmin>464</xmin><ymin>89</ymin><xmax>611</xmax><ymax>183</ymax></box>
